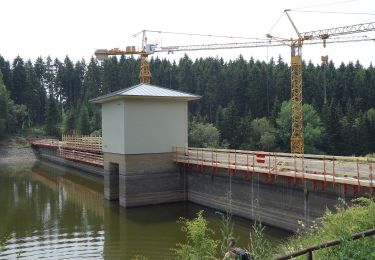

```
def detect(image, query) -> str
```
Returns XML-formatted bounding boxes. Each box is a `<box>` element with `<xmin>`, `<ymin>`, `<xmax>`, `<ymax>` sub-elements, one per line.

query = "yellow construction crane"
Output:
<box><xmin>95</xmin><ymin>31</ymin><xmax>156</xmax><ymax>84</ymax></box>
<box><xmin>95</xmin><ymin>23</ymin><xmax>375</xmax><ymax>154</ymax></box>
<box><xmin>267</xmin><ymin>10</ymin><xmax>375</xmax><ymax>154</ymax></box>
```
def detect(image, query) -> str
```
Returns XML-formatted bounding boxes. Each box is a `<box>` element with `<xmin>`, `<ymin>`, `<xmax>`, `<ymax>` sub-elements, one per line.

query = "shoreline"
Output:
<box><xmin>0</xmin><ymin>146</ymin><xmax>37</xmax><ymax>165</ymax></box>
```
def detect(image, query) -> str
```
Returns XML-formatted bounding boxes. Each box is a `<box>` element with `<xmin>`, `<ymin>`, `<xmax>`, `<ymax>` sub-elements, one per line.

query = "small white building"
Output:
<box><xmin>91</xmin><ymin>83</ymin><xmax>200</xmax><ymax>155</ymax></box>
<box><xmin>90</xmin><ymin>83</ymin><xmax>200</xmax><ymax>206</ymax></box>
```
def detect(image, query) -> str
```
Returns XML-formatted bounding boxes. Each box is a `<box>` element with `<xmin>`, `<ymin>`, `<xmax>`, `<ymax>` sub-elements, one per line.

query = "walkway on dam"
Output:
<box><xmin>173</xmin><ymin>147</ymin><xmax>374</xmax><ymax>190</ymax></box>
<box><xmin>31</xmin><ymin>136</ymin><xmax>103</xmax><ymax>167</ymax></box>
<box><xmin>31</xmin><ymin>136</ymin><xmax>374</xmax><ymax>191</ymax></box>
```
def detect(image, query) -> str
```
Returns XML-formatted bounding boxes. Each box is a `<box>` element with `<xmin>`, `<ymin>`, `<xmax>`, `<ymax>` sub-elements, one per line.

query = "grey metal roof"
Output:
<box><xmin>90</xmin><ymin>83</ymin><xmax>201</xmax><ymax>103</ymax></box>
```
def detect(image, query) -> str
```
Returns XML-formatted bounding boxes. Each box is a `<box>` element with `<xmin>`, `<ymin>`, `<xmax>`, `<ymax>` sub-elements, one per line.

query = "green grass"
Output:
<box><xmin>173</xmin><ymin>198</ymin><xmax>375</xmax><ymax>259</ymax></box>
<box><xmin>275</xmin><ymin>197</ymin><xmax>375</xmax><ymax>259</ymax></box>
<box><xmin>19</xmin><ymin>126</ymin><xmax>47</xmax><ymax>136</ymax></box>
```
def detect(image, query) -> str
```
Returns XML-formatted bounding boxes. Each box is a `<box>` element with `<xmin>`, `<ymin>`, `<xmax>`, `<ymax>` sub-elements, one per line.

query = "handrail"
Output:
<box><xmin>173</xmin><ymin>147</ymin><xmax>375</xmax><ymax>188</ymax></box>
<box><xmin>31</xmin><ymin>137</ymin><xmax>104</xmax><ymax>167</ymax></box>
<box><xmin>174</xmin><ymin>146</ymin><xmax>374</xmax><ymax>162</ymax></box>
<box><xmin>275</xmin><ymin>227</ymin><xmax>375</xmax><ymax>260</ymax></box>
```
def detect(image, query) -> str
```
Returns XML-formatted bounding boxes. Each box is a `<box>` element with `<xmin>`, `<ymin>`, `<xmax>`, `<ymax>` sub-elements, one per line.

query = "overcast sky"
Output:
<box><xmin>1</xmin><ymin>0</ymin><xmax>374</xmax><ymax>67</ymax></box>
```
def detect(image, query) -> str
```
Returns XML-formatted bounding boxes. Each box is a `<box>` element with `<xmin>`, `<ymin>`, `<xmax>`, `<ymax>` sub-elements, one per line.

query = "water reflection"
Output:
<box><xmin>0</xmin><ymin>161</ymin><xmax>290</xmax><ymax>259</ymax></box>
<box><xmin>0</xmin><ymin>162</ymin><xmax>104</xmax><ymax>259</ymax></box>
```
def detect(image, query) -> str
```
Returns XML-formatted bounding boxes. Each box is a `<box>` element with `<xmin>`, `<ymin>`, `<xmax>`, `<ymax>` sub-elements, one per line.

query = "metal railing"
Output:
<box><xmin>31</xmin><ymin>136</ymin><xmax>104</xmax><ymax>167</ymax></box>
<box><xmin>275</xmin><ymin>227</ymin><xmax>375</xmax><ymax>259</ymax></box>
<box><xmin>173</xmin><ymin>147</ymin><xmax>375</xmax><ymax>188</ymax></box>
<box><xmin>57</xmin><ymin>148</ymin><xmax>104</xmax><ymax>167</ymax></box>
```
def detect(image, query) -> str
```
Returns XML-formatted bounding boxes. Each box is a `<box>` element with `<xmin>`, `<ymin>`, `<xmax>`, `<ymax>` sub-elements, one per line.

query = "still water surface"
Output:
<box><xmin>0</xmin><ymin>161</ymin><xmax>290</xmax><ymax>259</ymax></box>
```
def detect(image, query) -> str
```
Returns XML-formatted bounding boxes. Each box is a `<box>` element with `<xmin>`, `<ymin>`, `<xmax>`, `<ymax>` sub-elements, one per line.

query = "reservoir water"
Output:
<box><xmin>0</xmin><ymin>161</ymin><xmax>290</xmax><ymax>259</ymax></box>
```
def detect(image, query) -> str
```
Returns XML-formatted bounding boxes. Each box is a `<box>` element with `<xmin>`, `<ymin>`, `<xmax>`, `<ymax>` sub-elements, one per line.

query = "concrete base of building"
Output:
<box><xmin>119</xmin><ymin>172</ymin><xmax>186</xmax><ymax>207</ymax></box>
<box><xmin>103</xmin><ymin>152</ymin><xmax>185</xmax><ymax>207</ymax></box>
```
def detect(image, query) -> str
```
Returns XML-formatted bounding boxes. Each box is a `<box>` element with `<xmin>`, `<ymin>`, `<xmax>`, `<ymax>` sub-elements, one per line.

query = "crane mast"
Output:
<box><xmin>267</xmin><ymin>12</ymin><xmax>375</xmax><ymax>154</ymax></box>
<box><xmin>286</xmin><ymin>10</ymin><xmax>304</xmax><ymax>154</ymax></box>
<box><xmin>139</xmin><ymin>31</ymin><xmax>152</xmax><ymax>84</ymax></box>
<box><xmin>290</xmin><ymin>39</ymin><xmax>304</xmax><ymax>154</ymax></box>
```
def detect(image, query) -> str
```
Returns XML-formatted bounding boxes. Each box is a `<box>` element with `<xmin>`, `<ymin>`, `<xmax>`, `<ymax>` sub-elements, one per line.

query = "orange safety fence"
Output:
<box><xmin>31</xmin><ymin>136</ymin><xmax>103</xmax><ymax>167</ymax></box>
<box><xmin>57</xmin><ymin>148</ymin><xmax>103</xmax><ymax>167</ymax></box>
<box><xmin>173</xmin><ymin>146</ymin><xmax>375</xmax><ymax>189</ymax></box>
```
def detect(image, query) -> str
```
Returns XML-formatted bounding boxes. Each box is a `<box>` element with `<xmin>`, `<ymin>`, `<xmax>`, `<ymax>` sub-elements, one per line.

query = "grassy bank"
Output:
<box><xmin>171</xmin><ymin>197</ymin><xmax>375</xmax><ymax>259</ymax></box>
<box><xmin>275</xmin><ymin>197</ymin><xmax>375</xmax><ymax>259</ymax></box>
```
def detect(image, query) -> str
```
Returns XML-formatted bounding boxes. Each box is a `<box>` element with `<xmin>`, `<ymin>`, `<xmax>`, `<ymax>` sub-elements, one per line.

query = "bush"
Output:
<box><xmin>248</xmin><ymin>219</ymin><xmax>272</xmax><ymax>260</ymax></box>
<box><xmin>217</xmin><ymin>211</ymin><xmax>235</xmax><ymax>255</ymax></box>
<box><xmin>20</xmin><ymin>126</ymin><xmax>46</xmax><ymax>136</ymax></box>
<box><xmin>189</xmin><ymin>120</ymin><xmax>220</xmax><ymax>148</ymax></box>
<box><xmin>173</xmin><ymin>210</ymin><xmax>219</xmax><ymax>259</ymax></box>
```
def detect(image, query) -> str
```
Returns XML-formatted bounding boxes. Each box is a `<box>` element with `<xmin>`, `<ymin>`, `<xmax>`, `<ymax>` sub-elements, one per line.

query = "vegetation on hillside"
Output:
<box><xmin>174</xmin><ymin>198</ymin><xmax>375</xmax><ymax>259</ymax></box>
<box><xmin>188</xmin><ymin>119</ymin><xmax>221</xmax><ymax>148</ymax></box>
<box><xmin>276</xmin><ymin>197</ymin><xmax>375</xmax><ymax>259</ymax></box>
<box><xmin>1</xmin><ymin>54</ymin><xmax>374</xmax><ymax>156</ymax></box>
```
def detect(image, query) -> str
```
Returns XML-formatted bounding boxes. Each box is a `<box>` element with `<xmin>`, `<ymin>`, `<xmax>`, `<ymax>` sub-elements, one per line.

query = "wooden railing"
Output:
<box><xmin>275</xmin><ymin>227</ymin><xmax>375</xmax><ymax>259</ymax></box>
<box><xmin>31</xmin><ymin>136</ymin><xmax>104</xmax><ymax>167</ymax></box>
<box><xmin>61</xmin><ymin>135</ymin><xmax>102</xmax><ymax>153</ymax></box>
<box><xmin>173</xmin><ymin>147</ymin><xmax>375</xmax><ymax>188</ymax></box>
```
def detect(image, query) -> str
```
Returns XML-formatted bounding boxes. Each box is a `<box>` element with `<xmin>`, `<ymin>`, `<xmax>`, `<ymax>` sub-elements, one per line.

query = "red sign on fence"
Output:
<box><xmin>256</xmin><ymin>153</ymin><xmax>265</xmax><ymax>164</ymax></box>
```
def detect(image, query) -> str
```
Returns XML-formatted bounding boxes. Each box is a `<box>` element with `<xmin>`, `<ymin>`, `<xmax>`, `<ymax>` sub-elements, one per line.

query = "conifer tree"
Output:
<box><xmin>77</xmin><ymin>105</ymin><xmax>90</xmax><ymax>135</ymax></box>
<box><xmin>45</xmin><ymin>94</ymin><xmax>60</xmax><ymax>136</ymax></box>
<box><xmin>0</xmin><ymin>71</ymin><xmax>8</xmax><ymax>135</ymax></box>
<box><xmin>63</xmin><ymin>108</ymin><xmax>76</xmax><ymax>134</ymax></box>
<box><xmin>24</xmin><ymin>60</ymin><xmax>42</xmax><ymax>126</ymax></box>
<box><xmin>11</xmin><ymin>56</ymin><xmax>26</xmax><ymax>104</ymax></box>
<box><xmin>0</xmin><ymin>55</ymin><xmax>12</xmax><ymax>93</ymax></box>
<box><xmin>83</xmin><ymin>58</ymin><xmax>102</xmax><ymax>101</ymax></box>
<box><xmin>45</xmin><ymin>56</ymin><xmax>55</xmax><ymax>95</ymax></box>
<box><xmin>102</xmin><ymin>57</ymin><xmax>119</xmax><ymax>93</ymax></box>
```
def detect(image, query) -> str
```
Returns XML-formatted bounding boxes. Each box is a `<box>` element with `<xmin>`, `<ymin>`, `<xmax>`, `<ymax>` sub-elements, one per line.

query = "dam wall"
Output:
<box><xmin>33</xmin><ymin>146</ymin><xmax>359</xmax><ymax>232</ymax></box>
<box><xmin>32</xmin><ymin>146</ymin><xmax>104</xmax><ymax>177</ymax></box>
<box><xmin>184</xmin><ymin>167</ymin><xmax>351</xmax><ymax>231</ymax></box>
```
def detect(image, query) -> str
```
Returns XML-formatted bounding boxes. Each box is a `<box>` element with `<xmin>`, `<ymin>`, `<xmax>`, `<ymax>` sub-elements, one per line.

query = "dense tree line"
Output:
<box><xmin>0</xmin><ymin>53</ymin><xmax>374</xmax><ymax>156</ymax></box>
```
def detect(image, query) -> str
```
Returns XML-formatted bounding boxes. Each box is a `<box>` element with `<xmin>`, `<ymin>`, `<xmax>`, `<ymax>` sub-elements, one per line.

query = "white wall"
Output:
<box><xmin>102</xmin><ymin>100</ymin><xmax>125</xmax><ymax>154</ymax></box>
<box><xmin>123</xmin><ymin>99</ymin><xmax>187</xmax><ymax>154</ymax></box>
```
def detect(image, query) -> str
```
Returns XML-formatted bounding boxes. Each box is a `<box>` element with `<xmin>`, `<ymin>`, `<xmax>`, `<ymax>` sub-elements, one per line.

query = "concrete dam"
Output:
<box><xmin>32</xmin><ymin>83</ymin><xmax>374</xmax><ymax>232</ymax></box>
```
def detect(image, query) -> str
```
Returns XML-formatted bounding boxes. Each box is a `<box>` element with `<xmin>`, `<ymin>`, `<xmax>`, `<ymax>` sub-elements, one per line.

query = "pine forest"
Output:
<box><xmin>0</xmin><ymin>54</ymin><xmax>374</xmax><ymax>156</ymax></box>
